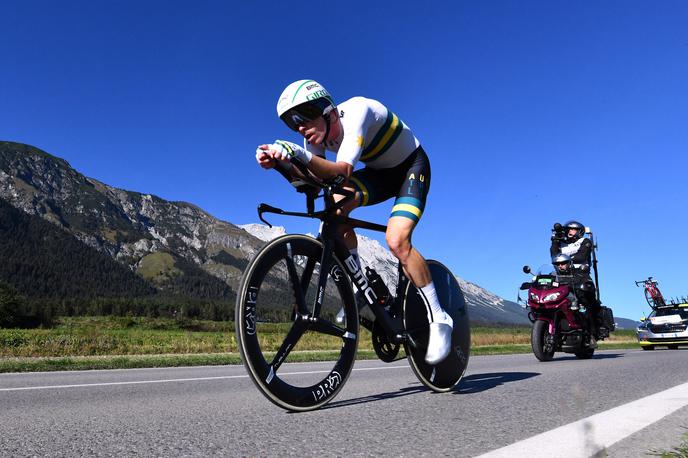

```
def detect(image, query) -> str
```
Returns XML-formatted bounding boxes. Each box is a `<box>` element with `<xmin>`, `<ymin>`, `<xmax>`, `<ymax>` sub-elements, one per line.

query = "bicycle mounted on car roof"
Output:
<box><xmin>635</xmin><ymin>277</ymin><xmax>667</xmax><ymax>309</ymax></box>
<box><xmin>235</xmin><ymin>158</ymin><xmax>470</xmax><ymax>411</ymax></box>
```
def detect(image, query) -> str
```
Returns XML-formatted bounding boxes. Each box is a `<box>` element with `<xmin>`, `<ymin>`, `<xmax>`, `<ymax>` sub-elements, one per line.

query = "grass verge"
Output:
<box><xmin>0</xmin><ymin>316</ymin><xmax>641</xmax><ymax>373</ymax></box>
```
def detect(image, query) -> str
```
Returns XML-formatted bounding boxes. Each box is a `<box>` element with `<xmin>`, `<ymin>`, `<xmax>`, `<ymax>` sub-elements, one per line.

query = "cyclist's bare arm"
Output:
<box><xmin>306</xmin><ymin>155</ymin><xmax>353</xmax><ymax>181</ymax></box>
<box><xmin>256</xmin><ymin>143</ymin><xmax>352</xmax><ymax>183</ymax></box>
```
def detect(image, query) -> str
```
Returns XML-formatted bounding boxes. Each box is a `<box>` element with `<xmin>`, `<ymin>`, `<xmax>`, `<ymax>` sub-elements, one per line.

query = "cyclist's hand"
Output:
<box><xmin>256</xmin><ymin>144</ymin><xmax>278</xmax><ymax>169</ymax></box>
<box><xmin>271</xmin><ymin>140</ymin><xmax>312</xmax><ymax>165</ymax></box>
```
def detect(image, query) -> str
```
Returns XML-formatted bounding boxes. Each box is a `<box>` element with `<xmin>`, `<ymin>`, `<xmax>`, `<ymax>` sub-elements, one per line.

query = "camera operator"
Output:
<box><xmin>550</xmin><ymin>221</ymin><xmax>592</xmax><ymax>267</ymax></box>
<box><xmin>550</xmin><ymin>221</ymin><xmax>603</xmax><ymax>336</ymax></box>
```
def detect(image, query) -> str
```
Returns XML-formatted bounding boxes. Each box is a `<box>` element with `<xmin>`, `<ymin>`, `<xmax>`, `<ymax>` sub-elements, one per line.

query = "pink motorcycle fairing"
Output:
<box><xmin>527</xmin><ymin>282</ymin><xmax>582</xmax><ymax>333</ymax></box>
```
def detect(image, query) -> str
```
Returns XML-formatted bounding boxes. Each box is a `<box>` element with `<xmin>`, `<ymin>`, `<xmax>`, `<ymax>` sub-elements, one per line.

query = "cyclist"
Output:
<box><xmin>255</xmin><ymin>79</ymin><xmax>453</xmax><ymax>364</ymax></box>
<box><xmin>550</xmin><ymin>221</ymin><xmax>602</xmax><ymax>333</ymax></box>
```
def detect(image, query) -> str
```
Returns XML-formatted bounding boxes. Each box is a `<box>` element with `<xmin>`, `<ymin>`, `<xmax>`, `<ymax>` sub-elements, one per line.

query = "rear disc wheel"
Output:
<box><xmin>403</xmin><ymin>260</ymin><xmax>470</xmax><ymax>392</ymax></box>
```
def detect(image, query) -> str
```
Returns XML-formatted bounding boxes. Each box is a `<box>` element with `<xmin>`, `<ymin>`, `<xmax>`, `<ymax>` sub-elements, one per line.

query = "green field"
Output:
<box><xmin>0</xmin><ymin>316</ymin><xmax>639</xmax><ymax>372</ymax></box>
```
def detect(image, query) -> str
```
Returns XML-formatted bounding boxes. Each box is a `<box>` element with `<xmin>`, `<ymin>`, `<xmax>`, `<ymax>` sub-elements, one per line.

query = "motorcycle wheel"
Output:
<box><xmin>531</xmin><ymin>320</ymin><xmax>555</xmax><ymax>362</ymax></box>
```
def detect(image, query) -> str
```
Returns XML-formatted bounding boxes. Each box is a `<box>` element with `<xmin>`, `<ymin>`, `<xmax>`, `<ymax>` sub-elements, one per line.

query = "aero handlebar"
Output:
<box><xmin>635</xmin><ymin>277</ymin><xmax>657</xmax><ymax>287</ymax></box>
<box><xmin>257</xmin><ymin>157</ymin><xmax>387</xmax><ymax>233</ymax></box>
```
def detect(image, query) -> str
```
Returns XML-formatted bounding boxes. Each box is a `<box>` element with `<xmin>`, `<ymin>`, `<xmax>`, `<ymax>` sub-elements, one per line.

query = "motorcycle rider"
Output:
<box><xmin>255</xmin><ymin>80</ymin><xmax>453</xmax><ymax>365</ymax></box>
<box><xmin>550</xmin><ymin>221</ymin><xmax>592</xmax><ymax>268</ymax></box>
<box><xmin>550</xmin><ymin>221</ymin><xmax>604</xmax><ymax>335</ymax></box>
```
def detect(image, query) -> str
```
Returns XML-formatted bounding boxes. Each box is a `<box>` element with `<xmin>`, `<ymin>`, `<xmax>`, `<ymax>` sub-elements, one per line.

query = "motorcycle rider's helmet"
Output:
<box><xmin>552</xmin><ymin>253</ymin><xmax>572</xmax><ymax>274</ymax></box>
<box><xmin>276</xmin><ymin>80</ymin><xmax>336</xmax><ymax>131</ymax></box>
<box><xmin>564</xmin><ymin>220</ymin><xmax>585</xmax><ymax>242</ymax></box>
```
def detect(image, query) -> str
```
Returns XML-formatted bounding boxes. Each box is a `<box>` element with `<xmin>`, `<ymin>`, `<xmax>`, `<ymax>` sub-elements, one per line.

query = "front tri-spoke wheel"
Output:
<box><xmin>236</xmin><ymin>234</ymin><xmax>358</xmax><ymax>411</ymax></box>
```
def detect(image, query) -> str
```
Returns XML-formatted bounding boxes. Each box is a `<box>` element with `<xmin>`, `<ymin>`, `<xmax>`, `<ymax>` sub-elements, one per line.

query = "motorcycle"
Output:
<box><xmin>519</xmin><ymin>263</ymin><xmax>612</xmax><ymax>361</ymax></box>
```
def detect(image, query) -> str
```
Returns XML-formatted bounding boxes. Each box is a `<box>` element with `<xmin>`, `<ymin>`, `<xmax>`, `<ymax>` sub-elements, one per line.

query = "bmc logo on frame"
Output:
<box><xmin>344</xmin><ymin>255</ymin><xmax>377</xmax><ymax>304</ymax></box>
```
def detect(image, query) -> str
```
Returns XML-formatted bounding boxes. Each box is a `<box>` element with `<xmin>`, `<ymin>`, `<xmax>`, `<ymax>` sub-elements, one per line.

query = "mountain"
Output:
<box><xmin>0</xmin><ymin>196</ymin><xmax>154</xmax><ymax>299</ymax></box>
<box><xmin>0</xmin><ymin>140</ymin><xmax>527</xmax><ymax>325</ymax></box>
<box><xmin>239</xmin><ymin>224</ymin><xmax>531</xmax><ymax>326</ymax></box>
<box><xmin>615</xmin><ymin>317</ymin><xmax>639</xmax><ymax>330</ymax></box>
<box><xmin>0</xmin><ymin>141</ymin><xmax>263</xmax><ymax>301</ymax></box>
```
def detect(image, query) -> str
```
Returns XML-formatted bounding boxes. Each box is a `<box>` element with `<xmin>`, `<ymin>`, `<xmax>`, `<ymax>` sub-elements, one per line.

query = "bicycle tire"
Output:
<box><xmin>645</xmin><ymin>288</ymin><xmax>666</xmax><ymax>308</ymax></box>
<box><xmin>403</xmin><ymin>260</ymin><xmax>470</xmax><ymax>392</ymax></box>
<box><xmin>236</xmin><ymin>234</ymin><xmax>359</xmax><ymax>411</ymax></box>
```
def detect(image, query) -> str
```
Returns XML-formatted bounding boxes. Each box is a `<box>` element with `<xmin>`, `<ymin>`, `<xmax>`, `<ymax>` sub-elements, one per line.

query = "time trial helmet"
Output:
<box><xmin>276</xmin><ymin>80</ymin><xmax>336</xmax><ymax>131</ymax></box>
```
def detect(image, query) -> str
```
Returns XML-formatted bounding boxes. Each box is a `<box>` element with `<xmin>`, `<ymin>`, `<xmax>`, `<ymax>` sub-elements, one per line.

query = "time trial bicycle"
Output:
<box><xmin>235</xmin><ymin>158</ymin><xmax>470</xmax><ymax>411</ymax></box>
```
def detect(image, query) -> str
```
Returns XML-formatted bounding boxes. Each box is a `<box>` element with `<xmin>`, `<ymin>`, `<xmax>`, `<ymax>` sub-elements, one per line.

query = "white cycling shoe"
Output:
<box><xmin>425</xmin><ymin>313</ymin><xmax>454</xmax><ymax>365</ymax></box>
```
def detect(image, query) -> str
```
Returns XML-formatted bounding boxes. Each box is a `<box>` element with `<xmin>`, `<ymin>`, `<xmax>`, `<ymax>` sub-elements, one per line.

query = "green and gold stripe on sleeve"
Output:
<box><xmin>360</xmin><ymin>109</ymin><xmax>404</xmax><ymax>163</ymax></box>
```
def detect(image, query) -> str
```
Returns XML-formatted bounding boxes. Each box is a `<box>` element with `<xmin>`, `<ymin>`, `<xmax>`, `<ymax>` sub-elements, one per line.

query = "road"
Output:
<box><xmin>2</xmin><ymin>349</ymin><xmax>688</xmax><ymax>457</ymax></box>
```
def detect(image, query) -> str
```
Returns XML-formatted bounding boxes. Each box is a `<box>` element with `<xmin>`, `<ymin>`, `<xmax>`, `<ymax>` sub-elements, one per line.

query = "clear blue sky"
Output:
<box><xmin>2</xmin><ymin>1</ymin><xmax>687</xmax><ymax>321</ymax></box>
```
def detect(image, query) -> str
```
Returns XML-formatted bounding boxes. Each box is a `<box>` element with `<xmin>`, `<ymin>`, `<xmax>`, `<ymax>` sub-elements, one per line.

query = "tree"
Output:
<box><xmin>0</xmin><ymin>281</ymin><xmax>25</xmax><ymax>328</ymax></box>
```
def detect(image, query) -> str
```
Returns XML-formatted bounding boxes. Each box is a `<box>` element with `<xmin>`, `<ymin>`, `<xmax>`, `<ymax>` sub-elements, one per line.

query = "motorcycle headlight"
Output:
<box><xmin>542</xmin><ymin>292</ymin><xmax>561</xmax><ymax>302</ymax></box>
<box><xmin>530</xmin><ymin>293</ymin><xmax>539</xmax><ymax>302</ymax></box>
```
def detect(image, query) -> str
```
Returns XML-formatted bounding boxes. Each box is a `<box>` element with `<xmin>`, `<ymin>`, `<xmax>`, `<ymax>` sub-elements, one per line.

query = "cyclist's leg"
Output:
<box><xmin>386</xmin><ymin>217</ymin><xmax>429</xmax><ymax>288</ymax></box>
<box><xmin>384</xmin><ymin>146</ymin><xmax>432</xmax><ymax>289</ymax></box>
<box><xmin>348</xmin><ymin>148</ymin><xmax>435</xmax><ymax>290</ymax></box>
<box><xmin>384</xmin><ymin>147</ymin><xmax>452</xmax><ymax>364</ymax></box>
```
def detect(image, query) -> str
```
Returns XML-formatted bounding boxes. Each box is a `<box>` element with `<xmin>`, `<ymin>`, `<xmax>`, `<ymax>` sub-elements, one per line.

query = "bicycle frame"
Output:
<box><xmin>257</xmin><ymin>161</ymin><xmax>415</xmax><ymax>345</ymax></box>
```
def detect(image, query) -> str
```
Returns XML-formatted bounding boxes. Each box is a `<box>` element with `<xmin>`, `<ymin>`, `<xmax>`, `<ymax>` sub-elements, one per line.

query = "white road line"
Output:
<box><xmin>478</xmin><ymin>381</ymin><xmax>688</xmax><ymax>458</ymax></box>
<box><xmin>0</xmin><ymin>364</ymin><xmax>408</xmax><ymax>392</ymax></box>
<box><xmin>0</xmin><ymin>358</ymin><xmax>368</xmax><ymax>376</ymax></box>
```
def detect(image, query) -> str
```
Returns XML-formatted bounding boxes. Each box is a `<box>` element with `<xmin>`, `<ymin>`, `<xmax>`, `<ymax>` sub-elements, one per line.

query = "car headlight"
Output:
<box><xmin>543</xmin><ymin>292</ymin><xmax>561</xmax><ymax>302</ymax></box>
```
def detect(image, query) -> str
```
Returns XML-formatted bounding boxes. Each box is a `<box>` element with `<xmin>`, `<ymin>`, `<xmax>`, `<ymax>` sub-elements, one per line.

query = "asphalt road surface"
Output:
<box><xmin>2</xmin><ymin>349</ymin><xmax>688</xmax><ymax>457</ymax></box>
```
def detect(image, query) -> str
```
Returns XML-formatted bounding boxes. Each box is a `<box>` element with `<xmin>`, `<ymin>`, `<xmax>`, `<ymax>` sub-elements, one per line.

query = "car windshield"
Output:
<box><xmin>650</xmin><ymin>308</ymin><xmax>688</xmax><ymax>320</ymax></box>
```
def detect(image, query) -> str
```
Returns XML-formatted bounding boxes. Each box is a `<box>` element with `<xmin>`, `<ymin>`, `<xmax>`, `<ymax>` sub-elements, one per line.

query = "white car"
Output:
<box><xmin>637</xmin><ymin>305</ymin><xmax>688</xmax><ymax>350</ymax></box>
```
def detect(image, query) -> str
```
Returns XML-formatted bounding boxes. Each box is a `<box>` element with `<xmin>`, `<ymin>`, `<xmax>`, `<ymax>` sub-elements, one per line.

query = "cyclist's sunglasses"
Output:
<box><xmin>280</xmin><ymin>98</ymin><xmax>334</xmax><ymax>131</ymax></box>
